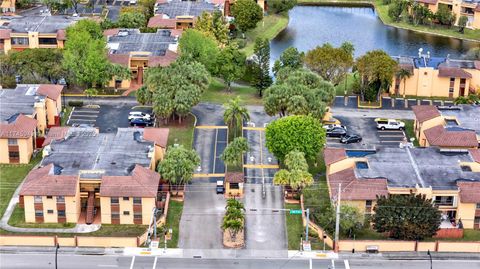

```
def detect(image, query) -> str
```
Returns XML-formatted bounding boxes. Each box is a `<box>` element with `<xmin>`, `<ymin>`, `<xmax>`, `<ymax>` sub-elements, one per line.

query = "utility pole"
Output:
<box><xmin>305</xmin><ymin>208</ymin><xmax>310</xmax><ymax>241</ymax></box>
<box><xmin>55</xmin><ymin>243</ymin><xmax>59</xmax><ymax>269</ymax></box>
<box><xmin>334</xmin><ymin>183</ymin><xmax>341</xmax><ymax>250</ymax></box>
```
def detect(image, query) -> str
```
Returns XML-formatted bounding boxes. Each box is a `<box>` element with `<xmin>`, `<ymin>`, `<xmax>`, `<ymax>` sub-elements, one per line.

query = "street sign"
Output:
<box><xmin>289</xmin><ymin>209</ymin><xmax>302</xmax><ymax>215</ymax></box>
<box><xmin>302</xmin><ymin>241</ymin><xmax>311</xmax><ymax>252</ymax></box>
<box><xmin>150</xmin><ymin>240</ymin><xmax>159</xmax><ymax>248</ymax></box>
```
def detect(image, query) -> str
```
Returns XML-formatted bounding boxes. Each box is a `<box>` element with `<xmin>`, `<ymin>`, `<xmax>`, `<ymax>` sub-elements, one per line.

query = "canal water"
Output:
<box><xmin>270</xmin><ymin>6</ymin><xmax>480</xmax><ymax>62</ymax></box>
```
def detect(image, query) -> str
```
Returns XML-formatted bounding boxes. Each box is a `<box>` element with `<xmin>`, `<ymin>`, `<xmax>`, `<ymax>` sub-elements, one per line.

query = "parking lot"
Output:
<box><xmin>67</xmin><ymin>104</ymin><xmax>152</xmax><ymax>133</ymax></box>
<box><xmin>326</xmin><ymin>116</ymin><xmax>407</xmax><ymax>149</ymax></box>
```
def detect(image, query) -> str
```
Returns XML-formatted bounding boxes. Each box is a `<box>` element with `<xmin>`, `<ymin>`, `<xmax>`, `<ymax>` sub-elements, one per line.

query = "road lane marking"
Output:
<box><xmin>69</xmin><ymin>119</ymin><xmax>97</xmax><ymax>122</ymax></box>
<box><xmin>379</xmin><ymin>135</ymin><xmax>405</xmax><ymax>138</ymax></box>
<box><xmin>195</xmin><ymin>125</ymin><xmax>228</xmax><ymax>129</ymax></box>
<box><xmin>380</xmin><ymin>141</ymin><xmax>402</xmax><ymax>143</ymax></box>
<box><xmin>243</xmin><ymin>127</ymin><xmax>265</xmax><ymax>131</ymax></box>
<box><xmin>212</xmin><ymin>128</ymin><xmax>218</xmax><ymax>174</ymax></box>
<box><xmin>98</xmin><ymin>265</ymin><xmax>118</xmax><ymax>268</ymax></box>
<box><xmin>243</xmin><ymin>164</ymin><xmax>279</xmax><ymax>169</ymax></box>
<box><xmin>344</xmin><ymin>260</ymin><xmax>350</xmax><ymax>269</ymax></box>
<box><xmin>152</xmin><ymin>256</ymin><xmax>157</xmax><ymax>269</ymax></box>
<box><xmin>193</xmin><ymin>173</ymin><xmax>225</xmax><ymax>178</ymax></box>
<box><xmin>129</xmin><ymin>256</ymin><xmax>135</xmax><ymax>269</ymax></box>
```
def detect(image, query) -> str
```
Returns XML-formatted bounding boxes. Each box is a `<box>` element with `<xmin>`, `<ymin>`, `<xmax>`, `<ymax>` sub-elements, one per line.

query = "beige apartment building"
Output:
<box><xmin>324</xmin><ymin>147</ymin><xmax>480</xmax><ymax>229</ymax></box>
<box><xmin>0</xmin><ymin>84</ymin><xmax>64</xmax><ymax>164</ymax></box>
<box><xmin>416</xmin><ymin>0</ymin><xmax>480</xmax><ymax>29</ymax></box>
<box><xmin>19</xmin><ymin>127</ymin><xmax>169</xmax><ymax>225</ymax></box>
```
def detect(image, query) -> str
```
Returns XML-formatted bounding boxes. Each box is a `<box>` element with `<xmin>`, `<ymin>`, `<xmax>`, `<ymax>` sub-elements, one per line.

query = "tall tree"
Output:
<box><xmin>231</xmin><ymin>0</ymin><xmax>263</xmax><ymax>32</ymax></box>
<box><xmin>284</xmin><ymin>150</ymin><xmax>309</xmax><ymax>171</ymax></box>
<box><xmin>223</xmin><ymin>97</ymin><xmax>250</xmax><ymax>138</ymax></box>
<box><xmin>222</xmin><ymin>198</ymin><xmax>245</xmax><ymax>241</ymax></box>
<box><xmin>251</xmin><ymin>38</ymin><xmax>272</xmax><ymax>97</ymax></box>
<box><xmin>396</xmin><ymin>67</ymin><xmax>412</xmax><ymax>99</ymax></box>
<box><xmin>136</xmin><ymin>85</ymin><xmax>152</xmax><ymax>105</ymax></box>
<box><xmin>373</xmin><ymin>193</ymin><xmax>441</xmax><ymax>240</ymax></box>
<box><xmin>458</xmin><ymin>15</ymin><xmax>468</xmax><ymax>33</ymax></box>
<box><xmin>305</xmin><ymin>42</ymin><xmax>354</xmax><ymax>85</ymax></box>
<box><xmin>178</xmin><ymin>29</ymin><xmax>219</xmax><ymax>73</ymax></box>
<box><xmin>263</xmin><ymin>68</ymin><xmax>335</xmax><ymax>119</ymax></box>
<box><xmin>157</xmin><ymin>145</ymin><xmax>201</xmax><ymax>194</ymax></box>
<box><xmin>273</xmin><ymin>149</ymin><xmax>313</xmax><ymax>192</ymax></box>
<box><xmin>435</xmin><ymin>4</ymin><xmax>456</xmax><ymax>26</ymax></box>
<box><xmin>220</xmin><ymin>137</ymin><xmax>249</xmax><ymax>168</ymax></box>
<box><xmin>268</xmin><ymin>0</ymin><xmax>297</xmax><ymax>14</ymax></box>
<box><xmin>265</xmin><ymin>115</ymin><xmax>325</xmax><ymax>161</ymax></box>
<box><xmin>195</xmin><ymin>11</ymin><xmax>229</xmax><ymax>45</ymax></box>
<box><xmin>314</xmin><ymin>204</ymin><xmax>363</xmax><ymax>238</ymax></box>
<box><xmin>215</xmin><ymin>44</ymin><xmax>246</xmax><ymax>92</ymax></box>
<box><xmin>138</xmin><ymin>0</ymin><xmax>156</xmax><ymax>19</ymax></box>
<box><xmin>355</xmin><ymin>50</ymin><xmax>397</xmax><ymax>102</ymax></box>
<box><xmin>117</xmin><ymin>11</ymin><xmax>147</xmax><ymax>28</ymax></box>
<box><xmin>272</xmin><ymin>47</ymin><xmax>304</xmax><ymax>75</ymax></box>
<box><xmin>146</xmin><ymin>60</ymin><xmax>210</xmax><ymax>123</ymax></box>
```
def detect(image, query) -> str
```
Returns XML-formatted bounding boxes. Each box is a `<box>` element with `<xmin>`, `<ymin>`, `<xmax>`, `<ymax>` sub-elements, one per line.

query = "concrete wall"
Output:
<box><xmin>457</xmin><ymin>202</ymin><xmax>476</xmax><ymax>229</ymax></box>
<box><xmin>23</xmin><ymin>193</ymin><xmax>79</xmax><ymax>223</ymax></box>
<box><xmin>76</xmin><ymin>237</ymin><xmax>138</xmax><ymax>247</ymax></box>
<box><xmin>0</xmin><ymin>235</ymin><xmax>55</xmax><ymax>246</ymax></box>
<box><xmin>45</xmin><ymin>98</ymin><xmax>59</xmax><ymax>126</ymax></box>
<box><xmin>437</xmin><ymin>241</ymin><xmax>480</xmax><ymax>252</ymax></box>
<box><xmin>0</xmin><ymin>137</ymin><xmax>32</xmax><ymax>164</ymax></box>
<box><xmin>338</xmin><ymin>240</ymin><xmax>417</xmax><ymax>252</ymax></box>
<box><xmin>24</xmin><ymin>195</ymin><xmax>35</xmax><ymax>222</ymax></box>
<box><xmin>141</xmin><ymin>197</ymin><xmax>155</xmax><ymax>225</ymax></box>
<box><xmin>100</xmin><ymin>197</ymin><xmax>111</xmax><ymax>224</ymax></box>
<box><xmin>0</xmin><ymin>139</ymin><xmax>8</xmax><ymax>163</ymax></box>
<box><xmin>34</xmin><ymin>101</ymin><xmax>47</xmax><ymax>136</ymax></box>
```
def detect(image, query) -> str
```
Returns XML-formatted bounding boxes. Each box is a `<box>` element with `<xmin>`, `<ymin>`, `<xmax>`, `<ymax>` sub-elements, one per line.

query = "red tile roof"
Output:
<box><xmin>108</xmin><ymin>54</ymin><xmax>130</xmax><ymax>66</ymax></box>
<box><xmin>56</xmin><ymin>29</ymin><xmax>66</xmax><ymax>41</ymax></box>
<box><xmin>147</xmin><ymin>15</ymin><xmax>176</xmax><ymax>28</ymax></box>
<box><xmin>20</xmin><ymin>164</ymin><xmax>79</xmax><ymax>196</ymax></box>
<box><xmin>103</xmin><ymin>28</ymin><xmax>120</xmax><ymax>37</ymax></box>
<box><xmin>324</xmin><ymin>148</ymin><xmax>347</xmax><ymax>165</ymax></box>
<box><xmin>424</xmin><ymin>125</ymin><xmax>478</xmax><ymax>148</ymax></box>
<box><xmin>457</xmin><ymin>181</ymin><xmax>480</xmax><ymax>203</ymax></box>
<box><xmin>43</xmin><ymin>127</ymin><xmax>70</xmax><ymax>147</ymax></box>
<box><xmin>36</xmin><ymin>84</ymin><xmax>64</xmax><ymax>100</ymax></box>
<box><xmin>225</xmin><ymin>172</ymin><xmax>244</xmax><ymax>183</ymax></box>
<box><xmin>143</xmin><ymin>128</ymin><xmax>169</xmax><ymax>148</ymax></box>
<box><xmin>100</xmin><ymin>165</ymin><xmax>160</xmax><ymax>197</ymax></box>
<box><xmin>0</xmin><ymin>29</ymin><xmax>11</xmax><ymax>39</ymax></box>
<box><xmin>415</xmin><ymin>0</ymin><xmax>437</xmax><ymax>4</ymax></box>
<box><xmin>328</xmin><ymin>168</ymin><xmax>388</xmax><ymax>201</ymax></box>
<box><xmin>412</xmin><ymin>105</ymin><xmax>441</xmax><ymax>123</ymax></box>
<box><xmin>476</xmin><ymin>4</ymin><xmax>480</xmax><ymax>12</ymax></box>
<box><xmin>469</xmin><ymin>149</ymin><xmax>480</xmax><ymax>163</ymax></box>
<box><xmin>0</xmin><ymin>114</ymin><xmax>37</xmax><ymax>139</ymax></box>
<box><xmin>474</xmin><ymin>61</ymin><xmax>480</xmax><ymax>70</ymax></box>
<box><xmin>148</xmin><ymin>50</ymin><xmax>178</xmax><ymax>67</ymax></box>
<box><xmin>438</xmin><ymin>67</ymin><xmax>472</xmax><ymax>79</ymax></box>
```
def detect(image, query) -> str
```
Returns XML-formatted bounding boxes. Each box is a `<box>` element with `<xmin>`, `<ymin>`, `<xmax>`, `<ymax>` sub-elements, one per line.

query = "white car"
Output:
<box><xmin>128</xmin><ymin>111</ymin><xmax>151</xmax><ymax>121</ymax></box>
<box><xmin>375</xmin><ymin>118</ymin><xmax>405</xmax><ymax>130</ymax></box>
<box><xmin>323</xmin><ymin>124</ymin><xmax>347</xmax><ymax>131</ymax></box>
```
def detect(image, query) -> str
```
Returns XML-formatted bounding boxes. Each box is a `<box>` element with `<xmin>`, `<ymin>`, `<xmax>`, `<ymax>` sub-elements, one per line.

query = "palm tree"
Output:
<box><xmin>222</xmin><ymin>219</ymin><xmax>243</xmax><ymax>241</ymax></box>
<box><xmin>396</xmin><ymin>68</ymin><xmax>412</xmax><ymax>100</ymax></box>
<box><xmin>223</xmin><ymin>97</ymin><xmax>250</xmax><ymax>139</ymax></box>
<box><xmin>226</xmin><ymin>198</ymin><xmax>245</xmax><ymax>211</ymax></box>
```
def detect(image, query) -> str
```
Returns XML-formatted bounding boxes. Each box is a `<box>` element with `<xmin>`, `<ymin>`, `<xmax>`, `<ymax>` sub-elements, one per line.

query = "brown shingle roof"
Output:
<box><xmin>108</xmin><ymin>54</ymin><xmax>130</xmax><ymax>66</ymax></box>
<box><xmin>0</xmin><ymin>114</ymin><xmax>37</xmax><ymax>139</ymax></box>
<box><xmin>474</xmin><ymin>61</ymin><xmax>480</xmax><ymax>70</ymax></box>
<box><xmin>148</xmin><ymin>50</ymin><xmax>178</xmax><ymax>67</ymax></box>
<box><xmin>36</xmin><ymin>84</ymin><xmax>64</xmax><ymax>100</ymax></box>
<box><xmin>147</xmin><ymin>15</ymin><xmax>176</xmax><ymax>28</ymax></box>
<box><xmin>56</xmin><ymin>29</ymin><xmax>66</xmax><ymax>41</ymax></box>
<box><xmin>469</xmin><ymin>149</ymin><xmax>480</xmax><ymax>163</ymax></box>
<box><xmin>103</xmin><ymin>28</ymin><xmax>120</xmax><ymax>37</ymax></box>
<box><xmin>424</xmin><ymin>125</ymin><xmax>478</xmax><ymax>148</ymax></box>
<box><xmin>324</xmin><ymin>148</ymin><xmax>347</xmax><ymax>165</ymax></box>
<box><xmin>438</xmin><ymin>67</ymin><xmax>472</xmax><ymax>79</ymax></box>
<box><xmin>100</xmin><ymin>165</ymin><xmax>160</xmax><ymax>197</ymax></box>
<box><xmin>412</xmin><ymin>105</ymin><xmax>441</xmax><ymax>123</ymax></box>
<box><xmin>457</xmin><ymin>181</ymin><xmax>480</xmax><ymax>203</ymax></box>
<box><xmin>225</xmin><ymin>172</ymin><xmax>244</xmax><ymax>183</ymax></box>
<box><xmin>43</xmin><ymin>127</ymin><xmax>70</xmax><ymax>147</ymax></box>
<box><xmin>328</xmin><ymin>168</ymin><xmax>388</xmax><ymax>201</ymax></box>
<box><xmin>415</xmin><ymin>0</ymin><xmax>437</xmax><ymax>4</ymax></box>
<box><xmin>20</xmin><ymin>164</ymin><xmax>79</xmax><ymax>196</ymax></box>
<box><xmin>143</xmin><ymin>128</ymin><xmax>169</xmax><ymax>148</ymax></box>
<box><xmin>0</xmin><ymin>29</ymin><xmax>11</xmax><ymax>39</ymax></box>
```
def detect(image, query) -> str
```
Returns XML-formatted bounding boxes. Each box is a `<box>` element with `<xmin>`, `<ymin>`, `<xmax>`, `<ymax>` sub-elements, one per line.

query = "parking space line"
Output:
<box><xmin>152</xmin><ymin>256</ymin><xmax>157</xmax><ymax>269</ymax></box>
<box><xmin>195</xmin><ymin>125</ymin><xmax>228</xmax><ymax>129</ymax></box>
<box><xmin>243</xmin><ymin>127</ymin><xmax>265</xmax><ymax>131</ymax></box>
<box><xmin>129</xmin><ymin>256</ymin><xmax>135</xmax><ymax>269</ymax></box>
<box><xmin>193</xmin><ymin>173</ymin><xmax>225</xmax><ymax>178</ymax></box>
<box><xmin>69</xmin><ymin>119</ymin><xmax>97</xmax><ymax>122</ymax></box>
<box><xmin>212</xmin><ymin>128</ymin><xmax>218</xmax><ymax>174</ymax></box>
<box><xmin>243</xmin><ymin>164</ymin><xmax>279</xmax><ymax>169</ymax></box>
<box><xmin>70</xmin><ymin>115</ymin><xmax>98</xmax><ymax>118</ymax></box>
<box><xmin>380</xmin><ymin>141</ymin><xmax>402</xmax><ymax>143</ymax></box>
<box><xmin>379</xmin><ymin>135</ymin><xmax>405</xmax><ymax>138</ymax></box>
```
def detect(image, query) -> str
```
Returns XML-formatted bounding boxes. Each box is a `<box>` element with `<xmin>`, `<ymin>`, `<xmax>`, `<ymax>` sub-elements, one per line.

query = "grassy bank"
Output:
<box><xmin>285</xmin><ymin>204</ymin><xmax>304</xmax><ymax>250</ymax></box>
<box><xmin>202</xmin><ymin>78</ymin><xmax>262</xmax><ymax>105</ymax></box>
<box><xmin>240</xmin><ymin>14</ymin><xmax>289</xmax><ymax>56</ymax></box>
<box><xmin>165</xmin><ymin>114</ymin><xmax>195</xmax><ymax>148</ymax></box>
<box><xmin>159</xmin><ymin>200</ymin><xmax>183</xmax><ymax>248</ymax></box>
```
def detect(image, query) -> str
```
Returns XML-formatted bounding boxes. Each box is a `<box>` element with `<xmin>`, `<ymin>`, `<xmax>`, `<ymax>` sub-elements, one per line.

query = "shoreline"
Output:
<box><xmin>295</xmin><ymin>0</ymin><xmax>480</xmax><ymax>43</ymax></box>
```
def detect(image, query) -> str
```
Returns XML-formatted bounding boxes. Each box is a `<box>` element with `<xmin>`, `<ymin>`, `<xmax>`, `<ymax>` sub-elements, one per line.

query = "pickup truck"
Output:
<box><xmin>375</xmin><ymin>118</ymin><xmax>405</xmax><ymax>130</ymax></box>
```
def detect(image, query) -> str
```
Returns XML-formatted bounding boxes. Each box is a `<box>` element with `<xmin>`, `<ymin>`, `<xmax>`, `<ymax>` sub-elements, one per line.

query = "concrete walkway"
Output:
<box><xmin>0</xmin><ymin>165</ymin><xmax>100</xmax><ymax>234</ymax></box>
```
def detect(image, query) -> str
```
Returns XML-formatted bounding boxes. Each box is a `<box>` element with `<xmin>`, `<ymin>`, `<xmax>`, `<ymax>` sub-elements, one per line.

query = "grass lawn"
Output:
<box><xmin>0</xmin><ymin>154</ymin><xmax>42</xmax><ymax>219</ymax></box>
<box><xmin>202</xmin><ymin>78</ymin><xmax>263</xmax><ymax>106</ymax></box>
<box><xmin>8</xmin><ymin>205</ymin><xmax>75</xmax><ymax>229</ymax></box>
<box><xmin>374</xmin><ymin>0</ymin><xmax>480</xmax><ymax>41</ymax></box>
<box><xmin>61</xmin><ymin>106</ymin><xmax>73</xmax><ymax>126</ymax></box>
<box><xmin>239</xmin><ymin>14</ymin><xmax>289</xmax><ymax>56</ymax></box>
<box><xmin>89</xmin><ymin>224</ymin><xmax>148</xmax><ymax>237</ymax></box>
<box><xmin>158</xmin><ymin>200</ymin><xmax>183</xmax><ymax>248</ymax></box>
<box><xmin>335</xmin><ymin>72</ymin><xmax>359</xmax><ymax>96</ymax></box>
<box><xmin>285</xmin><ymin>204</ymin><xmax>304</xmax><ymax>250</ymax></box>
<box><xmin>163</xmin><ymin>114</ymin><xmax>195</xmax><ymax>148</ymax></box>
<box><xmin>403</xmin><ymin>119</ymin><xmax>420</xmax><ymax>147</ymax></box>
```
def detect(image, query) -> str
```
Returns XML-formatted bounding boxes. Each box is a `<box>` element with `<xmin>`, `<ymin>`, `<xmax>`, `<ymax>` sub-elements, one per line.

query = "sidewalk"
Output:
<box><xmin>340</xmin><ymin>251</ymin><xmax>480</xmax><ymax>260</ymax></box>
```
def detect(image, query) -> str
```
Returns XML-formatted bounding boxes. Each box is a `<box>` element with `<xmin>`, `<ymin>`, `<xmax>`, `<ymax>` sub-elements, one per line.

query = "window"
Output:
<box><xmin>47</xmin><ymin>210</ymin><xmax>54</xmax><ymax>214</ymax></box>
<box><xmin>449</xmin><ymin>87</ymin><xmax>455</xmax><ymax>93</ymax></box>
<box><xmin>11</xmin><ymin>37</ymin><xmax>29</xmax><ymax>45</ymax></box>
<box><xmin>355</xmin><ymin>161</ymin><xmax>369</xmax><ymax>169</ymax></box>
<box><xmin>8</xmin><ymin>151</ymin><xmax>19</xmax><ymax>158</ymax></box>
<box><xmin>461</xmin><ymin>165</ymin><xmax>472</xmax><ymax>172</ymax></box>
<box><xmin>34</xmin><ymin>196</ymin><xmax>42</xmax><ymax>203</ymax></box>
<box><xmin>366</xmin><ymin>200</ymin><xmax>373</xmax><ymax>207</ymax></box>
<box><xmin>434</xmin><ymin>196</ymin><xmax>454</xmax><ymax>206</ymax></box>
<box><xmin>111</xmin><ymin>212</ymin><xmax>120</xmax><ymax>219</ymax></box>
<box><xmin>476</xmin><ymin>203</ymin><xmax>480</xmax><ymax>209</ymax></box>
<box><xmin>46</xmin><ymin>196</ymin><xmax>53</xmax><ymax>199</ymax></box>
<box><xmin>35</xmin><ymin>210</ymin><xmax>43</xmax><ymax>217</ymax></box>
<box><xmin>133</xmin><ymin>197</ymin><xmax>142</xmax><ymax>204</ymax></box>
<box><xmin>475</xmin><ymin>217</ymin><xmax>480</xmax><ymax>224</ymax></box>
<box><xmin>38</xmin><ymin>38</ymin><xmax>57</xmax><ymax>45</ymax></box>
<box><xmin>57</xmin><ymin>196</ymin><xmax>65</xmax><ymax>203</ymax></box>
<box><xmin>8</xmin><ymin>138</ymin><xmax>17</xmax><ymax>145</ymax></box>
<box><xmin>111</xmin><ymin>197</ymin><xmax>119</xmax><ymax>204</ymax></box>
<box><xmin>58</xmin><ymin>210</ymin><xmax>65</xmax><ymax>217</ymax></box>
<box><xmin>230</xmin><ymin>183</ymin><xmax>240</xmax><ymax>189</ymax></box>
<box><xmin>123</xmin><ymin>211</ymin><xmax>130</xmax><ymax>216</ymax></box>
<box><xmin>123</xmin><ymin>197</ymin><xmax>129</xmax><ymax>201</ymax></box>
<box><xmin>134</xmin><ymin>212</ymin><xmax>142</xmax><ymax>219</ymax></box>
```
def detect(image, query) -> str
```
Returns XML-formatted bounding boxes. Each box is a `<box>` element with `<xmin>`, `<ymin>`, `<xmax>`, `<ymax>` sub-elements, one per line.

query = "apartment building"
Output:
<box><xmin>390</xmin><ymin>55</ymin><xmax>480</xmax><ymax>98</ymax></box>
<box><xmin>0</xmin><ymin>84</ymin><xmax>64</xmax><ymax>164</ymax></box>
<box><xmin>412</xmin><ymin>105</ymin><xmax>480</xmax><ymax>148</ymax></box>
<box><xmin>324</xmin><ymin>147</ymin><xmax>480</xmax><ymax>229</ymax></box>
<box><xmin>105</xmin><ymin>28</ymin><xmax>179</xmax><ymax>89</ymax></box>
<box><xmin>416</xmin><ymin>0</ymin><xmax>480</xmax><ymax>29</ymax></box>
<box><xmin>0</xmin><ymin>15</ymin><xmax>82</xmax><ymax>54</ymax></box>
<box><xmin>0</xmin><ymin>0</ymin><xmax>15</xmax><ymax>14</ymax></box>
<box><xmin>19</xmin><ymin>127</ymin><xmax>170</xmax><ymax>225</ymax></box>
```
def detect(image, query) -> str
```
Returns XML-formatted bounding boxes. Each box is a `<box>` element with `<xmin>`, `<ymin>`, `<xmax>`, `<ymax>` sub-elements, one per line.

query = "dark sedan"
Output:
<box><xmin>130</xmin><ymin>118</ymin><xmax>154</xmax><ymax>127</ymax></box>
<box><xmin>326</xmin><ymin>127</ymin><xmax>347</xmax><ymax>137</ymax></box>
<box><xmin>340</xmin><ymin>134</ymin><xmax>362</xmax><ymax>144</ymax></box>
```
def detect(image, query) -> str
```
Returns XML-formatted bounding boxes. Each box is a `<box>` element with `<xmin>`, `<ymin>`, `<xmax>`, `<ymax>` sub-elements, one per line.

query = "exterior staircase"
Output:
<box><xmin>85</xmin><ymin>192</ymin><xmax>95</xmax><ymax>225</ymax></box>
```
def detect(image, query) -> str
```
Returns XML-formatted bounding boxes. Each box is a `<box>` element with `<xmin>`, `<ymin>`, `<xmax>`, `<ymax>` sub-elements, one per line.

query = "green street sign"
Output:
<box><xmin>289</xmin><ymin>209</ymin><xmax>302</xmax><ymax>215</ymax></box>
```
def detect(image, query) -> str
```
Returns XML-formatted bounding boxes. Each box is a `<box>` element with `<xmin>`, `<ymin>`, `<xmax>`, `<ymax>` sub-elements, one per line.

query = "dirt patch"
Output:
<box><xmin>223</xmin><ymin>228</ymin><xmax>245</xmax><ymax>248</ymax></box>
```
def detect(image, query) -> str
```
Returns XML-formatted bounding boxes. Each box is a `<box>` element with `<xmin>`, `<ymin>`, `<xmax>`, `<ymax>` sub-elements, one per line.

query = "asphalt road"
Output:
<box><xmin>332</xmin><ymin>96</ymin><xmax>454</xmax><ymax>110</ymax></box>
<box><xmin>2</xmin><ymin>253</ymin><xmax>480</xmax><ymax>269</ymax></box>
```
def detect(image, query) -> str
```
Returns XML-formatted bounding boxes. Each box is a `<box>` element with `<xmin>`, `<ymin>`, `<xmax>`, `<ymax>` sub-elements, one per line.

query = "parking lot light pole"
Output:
<box><xmin>427</xmin><ymin>250</ymin><xmax>432</xmax><ymax>269</ymax></box>
<box><xmin>55</xmin><ymin>243</ymin><xmax>59</xmax><ymax>269</ymax></box>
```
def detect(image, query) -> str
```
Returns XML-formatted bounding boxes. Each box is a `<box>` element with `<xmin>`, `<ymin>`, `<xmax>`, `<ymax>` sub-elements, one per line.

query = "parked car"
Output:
<box><xmin>216</xmin><ymin>180</ymin><xmax>225</xmax><ymax>194</ymax></box>
<box><xmin>130</xmin><ymin>118</ymin><xmax>154</xmax><ymax>127</ymax></box>
<box><xmin>340</xmin><ymin>134</ymin><xmax>362</xmax><ymax>144</ymax></box>
<box><xmin>128</xmin><ymin>111</ymin><xmax>151</xmax><ymax>121</ymax></box>
<box><xmin>323</xmin><ymin>124</ymin><xmax>347</xmax><ymax>131</ymax></box>
<box><xmin>375</xmin><ymin>118</ymin><xmax>405</xmax><ymax>130</ymax></box>
<box><xmin>326</xmin><ymin>127</ymin><xmax>347</xmax><ymax>137</ymax></box>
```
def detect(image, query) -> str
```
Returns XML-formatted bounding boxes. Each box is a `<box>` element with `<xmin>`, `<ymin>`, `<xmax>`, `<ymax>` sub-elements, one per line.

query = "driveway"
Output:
<box><xmin>333</xmin><ymin>96</ymin><xmax>455</xmax><ymax>110</ymax></box>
